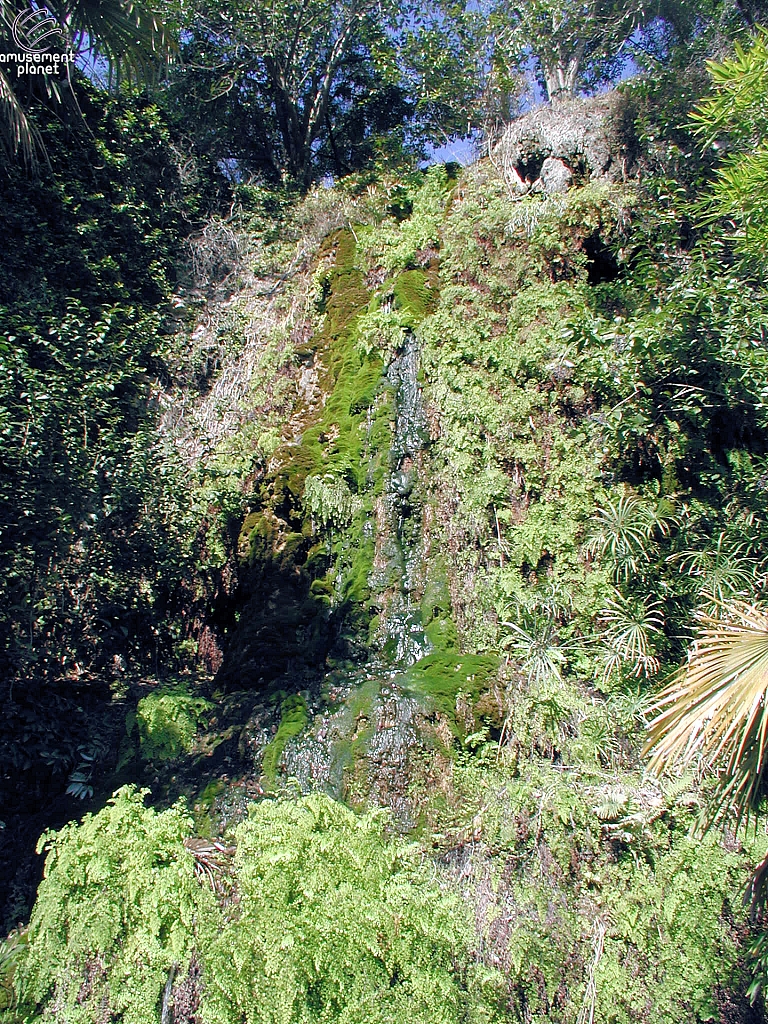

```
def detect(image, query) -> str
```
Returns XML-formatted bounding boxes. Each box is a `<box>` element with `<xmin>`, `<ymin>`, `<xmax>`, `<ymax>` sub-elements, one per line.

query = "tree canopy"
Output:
<box><xmin>167</xmin><ymin>0</ymin><xmax>482</xmax><ymax>185</ymax></box>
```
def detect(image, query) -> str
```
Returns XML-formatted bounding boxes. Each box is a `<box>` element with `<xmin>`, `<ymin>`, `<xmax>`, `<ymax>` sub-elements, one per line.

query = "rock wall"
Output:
<box><xmin>492</xmin><ymin>93</ymin><xmax>635</xmax><ymax>194</ymax></box>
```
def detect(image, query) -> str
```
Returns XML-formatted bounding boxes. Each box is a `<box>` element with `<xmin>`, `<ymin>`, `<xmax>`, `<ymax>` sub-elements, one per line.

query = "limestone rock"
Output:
<box><xmin>540</xmin><ymin>156</ymin><xmax>573</xmax><ymax>194</ymax></box>
<box><xmin>492</xmin><ymin>93</ymin><xmax>632</xmax><ymax>194</ymax></box>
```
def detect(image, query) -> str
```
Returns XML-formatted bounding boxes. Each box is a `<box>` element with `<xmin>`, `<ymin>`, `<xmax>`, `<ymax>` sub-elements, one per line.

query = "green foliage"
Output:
<box><xmin>133</xmin><ymin>687</ymin><xmax>213</xmax><ymax>761</ymax></box>
<box><xmin>422</xmin><ymin>755</ymin><xmax>757</xmax><ymax>1024</ymax></box>
<box><xmin>362</xmin><ymin>166</ymin><xmax>452</xmax><ymax>272</ymax></box>
<box><xmin>203</xmin><ymin>793</ymin><xmax>504</xmax><ymax>1024</ymax></box>
<box><xmin>418</xmin><ymin>169</ymin><xmax>614</xmax><ymax>651</ymax></box>
<box><xmin>15</xmin><ymin>787</ymin><xmax>216</xmax><ymax>1024</ymax></box>
<box><xmin>0</xmin><ymin>928</ymin><xmax>27</xmax><ymax>1013</ymax></box>
<box><xmin>9</xmin><ymin>29</ymin><xmax>768</xmax><ymax>1021</ymax></box>
<box><xmin>0</xmin><ymin>0</ymin><xmax>175</xmax><ymax>167</ymax></box>
<box><xmin>167</xmin><ymin>0</ymin><xmax>481</xmax><ymax>186</ymax></box>
<box><xmin>10</xmin><ymin>790</ymin><xmax>506</xmax><ymax>1024</ymax></box>
<box><xmin>304</xmin><ymin>474</ymin><xmax>363</xmax><ymax>529</ymax></box>
<box><xmin>584</xmin><ymin>492</ymin><xmax>678</xmax><ymax>583</ymax></box>
<box><xmin>490</xmin><ymin>0</ymin><xmax>646</xmax><ymax>100</ymax></box>
<box><xmin>692</xmin><ymin>29</ymin><xmax>768</xmax><ymax>275</ymax></box>
<box><xmin>593</xmin><ymin>832</ymin><xmax>754</xmax><ymax>1023</ymax></box>
<box><xmin>0</xmin><ymin>79</ymin><xmax>213</xmax><ymax>807</ymax></box>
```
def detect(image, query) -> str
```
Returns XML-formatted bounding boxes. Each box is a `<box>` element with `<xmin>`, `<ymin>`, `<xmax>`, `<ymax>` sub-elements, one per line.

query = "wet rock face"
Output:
<box><xmin>493</xmin><ymin>93</ymin><xmax>631</xmax><ymax>193</ymax></box>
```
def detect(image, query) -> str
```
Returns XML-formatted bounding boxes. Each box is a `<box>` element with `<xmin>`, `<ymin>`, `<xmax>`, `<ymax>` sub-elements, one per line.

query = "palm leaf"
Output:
<box><xmin>0</xmin><ymin>68</ymin><xmax>41</xmax><ymax>166</ymax></box>
<box><xmin>48</xmin><ymin>0</ymin><xmax>175</xmax><ymax>81</ymax></box>
<box><xmin>644</xmin><ymin>602</ymin><xmax>768</xmax><ymax>826</ymax></box>
<box><xmin>55</xmin><ymin>0</ymin><xmax>167</xmax><ymax>50</ymax></box>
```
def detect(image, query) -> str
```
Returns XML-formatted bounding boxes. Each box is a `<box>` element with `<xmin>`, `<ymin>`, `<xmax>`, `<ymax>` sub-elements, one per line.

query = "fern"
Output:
<box><xmin>16</xmin><ymin>787</ymin><xmax>218</xmax><ymax>1024</ymax></box>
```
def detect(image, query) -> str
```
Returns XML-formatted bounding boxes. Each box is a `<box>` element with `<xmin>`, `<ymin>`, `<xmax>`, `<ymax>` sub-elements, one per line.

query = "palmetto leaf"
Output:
<box><xmin>0</xmin><ymin>0</ymin><xmax>174</xmax><ymax>167</ymax></box>
<box><xmin>49</xmin><ymin>0</ymin><xmax>174</xmax><ymax>75</ymax></box>
<box><xmin>670</xmin><ymin>531</ymin><xmax>755</xmax><ymax>614</ymax></box>
<box><xmin>598</xmin><ymin>590</ymin><xmax>663</xmax><ymax>680</ymax></box>
<box><xmin>584</xmin><ymin>493</ymin><xmax>649</xmax><ymax>580</ymax></box>
<box><xmin>501</xmin><ymin>618</ymin><xmax>567</xmax><ymax>685</ymax></box>
<box><xmin>0</xmin><ymin>68</ymin><xmax>40</xmax><ymax>165</ymax></box>
<box><xmin>644</xmin><ymin>602</ymin><xmax>768</xmax><ymax>826</ymax></box>
<box><xmin>585</xmin><ymin>492</ymin><xmax>677</xmax><ymax>583</ymax></box>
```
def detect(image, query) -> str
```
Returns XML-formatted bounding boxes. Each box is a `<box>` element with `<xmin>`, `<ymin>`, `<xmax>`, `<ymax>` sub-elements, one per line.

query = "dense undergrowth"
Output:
<box><xmin>3</xmin><ymin>39</ymin><xmax>768</xmax><ymax>1024</ymax></box>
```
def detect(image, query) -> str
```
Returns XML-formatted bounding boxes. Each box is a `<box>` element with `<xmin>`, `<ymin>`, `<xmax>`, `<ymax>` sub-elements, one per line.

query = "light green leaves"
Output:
<box><xmin>134</xmin><ymin>687</ymin><xmax>213</xmax><ymax>760</ymax></box>
<box><xmin>692</xmin><ymin>29</ymin><xmax>768</xmax><ymax>275</ymax></box>
<box><xmin>15</xmin><ymin>790</ymin><xmax>505</xmax><ymax>1024</ymax></box>
<box><xmin>18</xmin><ymin>787</ymin><xmax>215</xmax><ymax>1024</ymax></box>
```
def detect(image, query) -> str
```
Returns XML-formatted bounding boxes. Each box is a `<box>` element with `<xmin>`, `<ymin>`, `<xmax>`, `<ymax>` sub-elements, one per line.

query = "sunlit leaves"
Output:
<box><xmin>645</xmin><ymin>602</ymin><xmax>768</xmax><ymax>827</ymax></box>
<box><xmin>18</xmin><ymin>787</ymin><xmax>213</xmax><ymax>1024</ymax></box>
<box><xmin>489</xmin><ymin>0</ymin><xmax>650</xmax><ymax>100</ymax></box>
<box><xmin>501</xmin><ymin>617</ymin><xmax>568</xmax><ymax>684</ymax></box>
<box><xmin>671</xmin><ymin>530</ymin><xmax>757</xmax><ymax>613</ymax></box>
<box><xmin>692</xmin><ymin>29</ymin><xmax>768</xmax><ymax>276</ymax></box>
<box><xmin>585</xmin><ymin>492</ymin><xmax>677</xmax><ymax>583</ymax></box>
<box><xmin>599</xmin><ymin>590</ymin><xmax>664</xmax><ymax>680</ymax></box>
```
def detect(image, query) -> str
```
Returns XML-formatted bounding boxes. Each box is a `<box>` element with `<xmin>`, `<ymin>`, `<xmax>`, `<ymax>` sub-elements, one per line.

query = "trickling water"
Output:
<box><xmin>253</xmin><ymin>332</ymin><xmax>434</xmax><ymax>827</ymax></box>
<box><xmin>388</xmin><ymin>331</ymin><xmax>429</xmax><ymax>466</ymax></box>
<box><xmin>375</xmin><ymin>331</ymin><xmax>431</xmax><ymax>666</ymax></box>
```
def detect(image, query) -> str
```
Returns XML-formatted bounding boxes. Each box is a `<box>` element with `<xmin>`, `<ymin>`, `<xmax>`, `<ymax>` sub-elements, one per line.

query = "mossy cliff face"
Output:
<box><xmin>216</xmin><ymin>228</ymin><xmax>386</xmax><ymax>691</ymax></box>
<box><xmin>204</xmin><ymin>165</ymin><xmax>763</xmax><ymax>1021</ymax></box>
<box><xmin>12</xmin><ymin>159</ymin><xmax>768</xmax><ymax>1024</ymax></box>
<box><xmin>217</xmin><ymin>179</ymin><xmax>453</xmax><ymax>697</ymax></box>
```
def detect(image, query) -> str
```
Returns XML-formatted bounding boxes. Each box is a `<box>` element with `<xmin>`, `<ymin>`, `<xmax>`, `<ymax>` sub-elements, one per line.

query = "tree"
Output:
<box><xmin>170</xmin><ymin>0</ymin><xmax>482</xmax><ymax>186</ymax></box>
<box><xmin>489</xmin><ymin>0</ymin><xmax>651</xmax><ymax>101</ymax></box>
<box><xmin>486</xmin><ymin>0</ymin><xmax>767</xmax><ymax>103</ymax></box>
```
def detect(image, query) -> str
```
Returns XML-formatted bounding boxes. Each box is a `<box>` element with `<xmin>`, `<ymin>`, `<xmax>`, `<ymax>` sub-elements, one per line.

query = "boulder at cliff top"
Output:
<box><xmin>492</xmin><ymin>93</ymin><xmax>633</xmax><ymax>194</ymax></box>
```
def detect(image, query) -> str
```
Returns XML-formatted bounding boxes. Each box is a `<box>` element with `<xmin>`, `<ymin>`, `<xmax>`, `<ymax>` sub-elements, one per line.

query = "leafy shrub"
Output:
<box><xmin>12</xmin><ymin>791</ymin><xmax>503</xmax><ymax>1024</ymax></box>
<box><xmin>362</xmin><ymin>166</ymin><xmax>451</xmax><ymax>272</ymax></box>
<box><xmin>203</xmin><ymin>793</ymin><xmax>504</xmax><ymax>1024</ymax></box>
<box><xmin>133</xmin><ymin>688</ymin><xmax>213</xmax><ymax>761</ymax></box>
<box><xmin>14</xmin><ymin>787</ymin><xmax>216</xmax><ymax>1024</ymax></box>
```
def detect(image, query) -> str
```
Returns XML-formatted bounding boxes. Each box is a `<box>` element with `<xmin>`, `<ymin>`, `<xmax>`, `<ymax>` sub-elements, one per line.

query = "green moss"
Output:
<box><xmin>341</xmin><ymin>536</ymin><xmax>375</xmax><ymax>605</ymax></box>
<box><xmin>425</xmin><ymin>616</ymin><xmax>458</xmax><ymax>653</ymax></box>
<box><xmin>193</xmin><ymin>778</ymin><xmax>227</xmax><ymax>837</ymax></box>
<box><xmin>270</xmin><ymin>228</ymin><xmax>384</xmax><ymax>511</ymax></box>
<box><xmin>309</xmin><ymin>576</ymin><xmax>334</xmax><ymax>599</ymax></box>
<box><xmin>261</xmin><ymin>695</ymin><xmax>309</xmax><ymax>783</ymax></box>
<box><xmin>278</xmin><ymin>532</ymin><xmax>304</xmax><ymax>568</ymax></box>
<box><xmin>331</xmin><ymin>678</ymin><xmax>380</xmax><ymax>796</ymax></box>
<box><xmin>420</xmin><ymin>577</ymin><xmax>452</xmax><ymax>625</ymax></box>
<box><xmin>401</xmin><ymin>652</ymin><xmax>499</xmax><ymax>737</ymax></box>
<box><xmin>393</xmin><ymin>269</ymin><xmax>438</xmax><ymax>325</ymax></box>
<box><xmin>241</xmin><ymin>512</ymin><xmax>277</xmax><ymax>564</ymax></box>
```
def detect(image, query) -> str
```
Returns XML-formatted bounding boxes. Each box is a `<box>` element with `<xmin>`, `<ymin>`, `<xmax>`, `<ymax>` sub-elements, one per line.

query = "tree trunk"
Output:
<box><xmin>544</xmin><ymin>58</ymin><xmax>580</xmax><ymax>102</ymax></box>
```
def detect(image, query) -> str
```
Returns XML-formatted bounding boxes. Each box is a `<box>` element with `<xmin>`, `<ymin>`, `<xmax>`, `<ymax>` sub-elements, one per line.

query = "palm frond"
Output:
<box><xmin>598</xmin><ymin>590</ymin><xmax>663</xmax><ymax>681</ymax></box>
<box><xmin>644</xmin><ymin>602</ymin><xmax>768</xmax><ymax>826</ymax></box>
<box><xmin>670</xmin><ymin>532</ymin><xmax>755</xmax><ymax>613</ymax></box>
<box><xmin>0</xmin><ymin>68</ymin><xmax>41</xmax><ymax>166</ymax></box>
<box><xmin>584</xmin><ymin>491</ymin><xmax>676</xmax><ymax>583</ymax></box>
<box><xmin>50</xmin><ymin>0</ymin><xmax>171</xmax><ymax>58</ymax></box>
<box><xmin>500</xmin><ymin>619</ymin><xmax>567</xmax><ymax>685</ymax></box>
